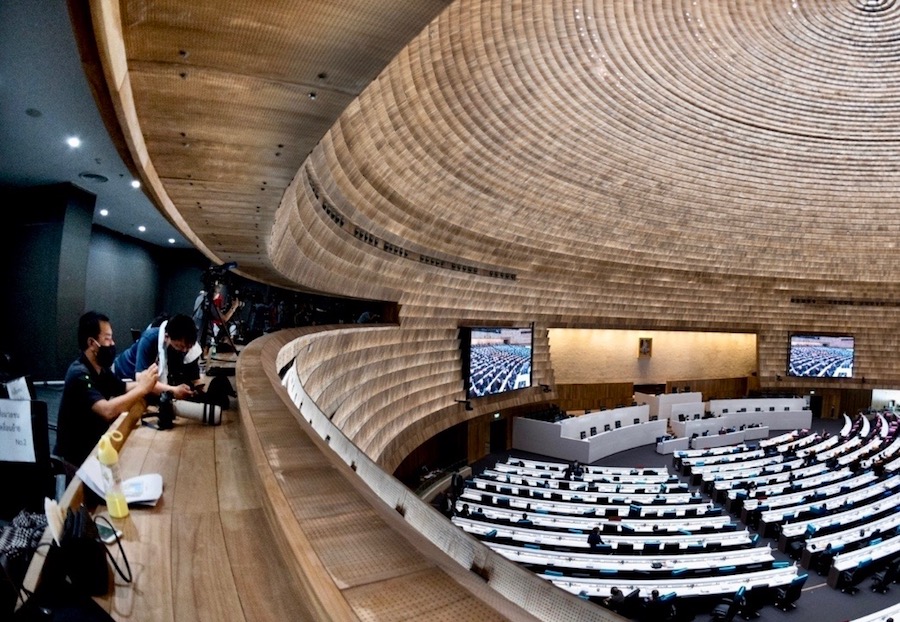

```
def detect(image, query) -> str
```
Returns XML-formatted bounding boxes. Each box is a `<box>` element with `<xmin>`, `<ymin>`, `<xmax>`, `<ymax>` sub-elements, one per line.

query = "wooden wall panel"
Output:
<box><xmin>665</xmin><ymin>378</ymin><xmax>749</xmax><ymax>402</ymax></box>
<box><xmin>553</xmin><ymin>383</ymin><xmax>635</xmax><ymax>413</ymax></box>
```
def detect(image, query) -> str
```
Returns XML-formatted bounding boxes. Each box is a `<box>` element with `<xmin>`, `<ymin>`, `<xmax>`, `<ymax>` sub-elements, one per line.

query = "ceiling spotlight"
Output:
<box><xmin>66</xmin><ymin>136</ymin><xmax>81</xmax><ymax>148</ymax></box>
<box><xmin>78</xmin><ymin>172</ymin><xmax>108</xmax><ymax>183</ymax></box>
<box><xmin>131</xmin><ymin>180</ymin><xmax>141</xmax><ymax>189</ymax></box>
<box><xmin>99</xmin><ymin>209</ymin><xmax>109</xmax><ymax>217</ymax></box>
<box><xmin>138</xmin><ymin>225</ymin><xmax>146</xmax><ymax>232</ymax></box>
<box><xmin>168</xmin><ymin>238</ymin><xmax>176</xmax><ymax>244</ymax></box>
<box><xmin>308</xmin><ymin>91</ymin><xmax>317</xmax><ymax>100</ymax></box>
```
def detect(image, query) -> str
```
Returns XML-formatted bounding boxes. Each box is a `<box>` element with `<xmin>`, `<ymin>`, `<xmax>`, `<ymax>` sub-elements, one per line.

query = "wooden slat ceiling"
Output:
<box><xmin>98</xmin><ymin>0</ymin><xmax>452</xmax><ymax>288</ymax></box>
<box><xmin>93</xmin><ymin>0</ymin><xmax>900</xmax><ymax>296</ymax></box>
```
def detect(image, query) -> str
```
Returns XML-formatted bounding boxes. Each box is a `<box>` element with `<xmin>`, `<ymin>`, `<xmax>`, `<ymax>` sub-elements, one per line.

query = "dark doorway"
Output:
<box><xmin>809</xmin><ymin>394</ymin><xmax>823</xmax><ymax>419</ymax></box>
<box><xmin>490</xmin><ymin>418</ymin><xmax>508</xmax><ymax>453</ymax></box>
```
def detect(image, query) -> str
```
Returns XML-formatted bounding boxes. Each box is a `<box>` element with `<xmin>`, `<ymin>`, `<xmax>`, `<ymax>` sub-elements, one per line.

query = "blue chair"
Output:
<box><xmin>741</xmin><ymin>583</ymin><xmax>770</xmax><ymax>619</ymax></box>
<box><xmin>711</xmin><ymin>585</ymin><xmax>745</xmax><ymax>621</ymax></box>
<box><xmin>776</xmin><ymin>573</ymin><xmax>808</xmax><ymax>610</ymax></box>
<box><xmin>840</xmin><ymin>559</ymin><xmax>871</xmax><ymax>595</ymax></box>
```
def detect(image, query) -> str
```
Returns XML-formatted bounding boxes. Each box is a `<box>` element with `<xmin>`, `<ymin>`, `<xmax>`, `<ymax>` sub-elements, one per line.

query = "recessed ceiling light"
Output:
<box><xmin>78</xmin><ymin>172</ymin><xmax>108</xmax><ymax>183</ymax></box>
<box><xmin>99</xmin><ymin>209</ymin><xmax>109</xmax><ymax>217</ymax></box>
<box><xmin>138</xmin><ymin>225</ymin><xmax>146</xmax><ymax>232</ymax></box>
<box><xmin>66</xmin><ymin>136</ymin><xmax>81</xmax><ymax>148</ymax></box>
<box><xmin>168</xmin><ymin>238</ymin><xmax>176</xmax><ymax>244</ymax></box>
<box><xmin>131</xmin><ymin>180</ymin><xmax>141</xmax><ymax>189</ymax></box>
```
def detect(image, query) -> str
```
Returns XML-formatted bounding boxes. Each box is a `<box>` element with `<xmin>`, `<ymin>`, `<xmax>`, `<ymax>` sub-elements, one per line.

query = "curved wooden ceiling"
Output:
<box><xmin>92</xmin><ymin>0</ymin><xmax>900</xmax><ymax>296</ymax></box>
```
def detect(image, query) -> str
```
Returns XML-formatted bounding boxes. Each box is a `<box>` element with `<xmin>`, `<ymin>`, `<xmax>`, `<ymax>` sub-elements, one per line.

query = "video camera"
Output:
<box><xmin>201</xmin><ymin>262</ymin><xmax>236</xmax><ymax>291</ymax></box>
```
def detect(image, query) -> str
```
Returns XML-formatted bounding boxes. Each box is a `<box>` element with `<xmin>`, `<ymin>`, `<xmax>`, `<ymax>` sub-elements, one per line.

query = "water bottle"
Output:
<box><xmin>97</xmin><ymin>431</ymin><xmax>129</xmax><ymax>518</ymax></box>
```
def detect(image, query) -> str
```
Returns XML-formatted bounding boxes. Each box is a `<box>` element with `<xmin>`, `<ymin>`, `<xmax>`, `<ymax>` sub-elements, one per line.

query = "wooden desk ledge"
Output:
<box><xmin>23</xmin><ymin>393</ymin><xmax>313</xmax><ymax>622</ymax></box>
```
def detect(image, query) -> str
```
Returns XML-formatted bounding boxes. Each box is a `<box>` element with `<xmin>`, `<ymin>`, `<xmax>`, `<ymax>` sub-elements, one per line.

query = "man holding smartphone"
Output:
<box><xmin>55</xmin><ymin>311</ymin><xmax>158</xmax><ymax>466</ymax></box>
<box><xmin>113</xmin><ymin>314</ymin><xmax>203</xmax><ymax>399</ymax></box>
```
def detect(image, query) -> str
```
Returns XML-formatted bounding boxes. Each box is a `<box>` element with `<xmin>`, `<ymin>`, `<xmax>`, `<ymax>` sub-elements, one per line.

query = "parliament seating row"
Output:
<box><xmin>802</xmin><ymin>508</ymin><xmax>900</xmax><ymax>573</ymax></box>
<box><xmin>467</xmin><ymin>477</ymin><xmax>697</xmax><ymax>506</ymax></box>
<box><xmin>480</xmin><ymin>468</ymin><xmax>688</xmax><ymax>494</ymax></box>
<box><xmin>453</xmin><ymin>516</ymin><xmax>756</xmax><ymax>555</ymax></box>
<box><xmin>455</xmin><ymin>500</ymin><xmax>733</xmax><ymax>534</ymax></box>
<box><xmin>495</xmin><ymin>457</ymin><xmax>668</xmax><ymax>481</ymax></box>
<box><xmin>737</xmin><ymin>469</ymin><xmax>879</xmax><ymax>518</ymax></box>
<box><xmin>543</xmin><ymin>565</ymin><xmax>803</xmax><ymax>600</ymax></box>
<box><xmin>459</xmin><ymin>488</ymin><xmax>717</xmax><ymax>519</ymax></box>
<box><xmin>850</xmin><ymin>599</ymin><xmax>900</xmax><ymax>622</ymax></box>
<box><xmin>759</xmin><ymin>474</ymin><xmax>900</xmax><ymax>539</ymax></box>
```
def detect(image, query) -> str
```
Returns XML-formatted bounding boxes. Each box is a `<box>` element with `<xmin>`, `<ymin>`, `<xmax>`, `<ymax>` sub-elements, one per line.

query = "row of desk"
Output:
<box><xmin>544</xmin><ymin>564</ymin><xmax>801</xmax><ymax>600</ymax></box>
<box><xmin>513</xmin><ymin>415</ymin><xmax>667</xmax><ymax>463</ymax></box>
<box><xmin>456</xmin><ymin>499</ymin><xmax>731</xmax><ymax>533</ymax></box>
<box><xmin>656</xmin><ymin>427</ymin><xmax>769</xmax><ymax>454</ymax></box>
<box><xmin>452</xmin><ymin>516</ymin><xmax>754</xmax><ymax>553</ymax></box>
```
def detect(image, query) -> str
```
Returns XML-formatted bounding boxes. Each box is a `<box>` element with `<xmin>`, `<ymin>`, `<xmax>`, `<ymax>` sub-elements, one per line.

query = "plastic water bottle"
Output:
<box><xmin>97</xmin><ymin>431</ymin><xmax>129</xmax><ymax>518</ymax></box>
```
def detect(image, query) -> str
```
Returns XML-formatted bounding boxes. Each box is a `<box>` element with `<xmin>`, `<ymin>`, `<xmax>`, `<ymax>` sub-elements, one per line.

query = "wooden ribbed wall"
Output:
<box><xmin>85</xmin><ymin>0</ymin><xmax>900</xmax><ymax>391</ymax></box>
<box><xmin>286</xmin><ymin>324</ymin><xmax>554</xmax><ymax>471</ymax></box>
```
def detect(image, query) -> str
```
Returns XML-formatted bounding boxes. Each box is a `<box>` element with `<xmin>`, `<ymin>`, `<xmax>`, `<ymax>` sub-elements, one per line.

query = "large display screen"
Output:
<box><xmin>462</xmin><ymin>326</ymin><xmax>533</xmax><ymax>398</ymax></box>
<box><xmin>788</xmin><ymin>334</ymin><xmax>855</xmax><ymax>378</ymax></box>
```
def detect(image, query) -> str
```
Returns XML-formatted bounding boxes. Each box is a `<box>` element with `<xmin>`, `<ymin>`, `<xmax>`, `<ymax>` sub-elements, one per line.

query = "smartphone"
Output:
<box><xmin>96</xmin><ymin>522</ymin><xmax>122</xmax><ymax>544</ymax></box>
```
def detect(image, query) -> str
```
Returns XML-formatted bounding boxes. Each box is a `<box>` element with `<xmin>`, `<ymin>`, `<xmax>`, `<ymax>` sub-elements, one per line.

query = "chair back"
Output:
<box><xmin>0</xmin><ymin>399</ymin><xmax>51</xmax><ymax>519</ymax></box>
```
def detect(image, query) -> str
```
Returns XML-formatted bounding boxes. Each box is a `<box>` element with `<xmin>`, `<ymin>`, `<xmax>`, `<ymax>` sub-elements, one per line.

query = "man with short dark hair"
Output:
<box><xmin>55</xmin><ymin>311</ymin><xmax>158</xmax><ymax>466</ymax></box>
<box><xmin>588</xmin><ymin>526</ymin><xmax>605</xmax><ymax>548</ymax></box>
<box><xmin>113</xmin><ymin>313</ymin><xmax>199</xmax><ymax>399</ymax></box>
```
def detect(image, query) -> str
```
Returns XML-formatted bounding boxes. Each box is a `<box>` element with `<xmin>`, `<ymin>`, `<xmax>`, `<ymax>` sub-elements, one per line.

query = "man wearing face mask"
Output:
<box><xmin>55</xmin><ymin>311</ymin><xmax>159</xmax><ymax>466</ymax></box>
<box><xmin>112</xmin><ymin>314</ymin><xmax>200</xmax><ymax>399</ymax></box>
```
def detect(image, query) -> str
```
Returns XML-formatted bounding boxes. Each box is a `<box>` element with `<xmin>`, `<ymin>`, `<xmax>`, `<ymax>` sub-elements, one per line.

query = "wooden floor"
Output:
<box><xmin>92</xmin><ymin>407</ymin><xmax>315</xmax><ymax>622</ymax></box>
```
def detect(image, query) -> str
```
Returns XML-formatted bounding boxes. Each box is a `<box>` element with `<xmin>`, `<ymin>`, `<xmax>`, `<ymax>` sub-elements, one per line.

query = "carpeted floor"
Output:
<box><xmin>472</xmin><ymin>416</ymin><xmax>898</xmax><ymax>622</ymax></box>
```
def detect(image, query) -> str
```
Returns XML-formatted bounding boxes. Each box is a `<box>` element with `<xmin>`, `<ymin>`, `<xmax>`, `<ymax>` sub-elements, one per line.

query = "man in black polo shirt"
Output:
<box><xmin>54</xmin><ymin>311</ymin><xmax>158</xmax><ymax>466</ymax></box>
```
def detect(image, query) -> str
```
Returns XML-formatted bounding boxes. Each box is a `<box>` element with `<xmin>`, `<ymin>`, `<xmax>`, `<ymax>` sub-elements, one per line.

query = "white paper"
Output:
<box><xmin>77</xmin><ymin>456</ymin><xmax>163</xmax><ymax>505</ymax></box>
<box><xmin>0</xmin><ymin>398</ymin><xmax>36</xmax><ymax>462</ymax></box>
<box><xmin>4</xmin><ymin>377</ymin><xmax>30</xmax><ymax>400</ymax></box>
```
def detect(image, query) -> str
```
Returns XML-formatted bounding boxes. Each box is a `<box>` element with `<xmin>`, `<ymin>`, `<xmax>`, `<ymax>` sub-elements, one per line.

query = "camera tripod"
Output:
<box><xmin>195</xmin><ymin>283</ymin><xmax>239</xmax><ymax>358</ymax></box>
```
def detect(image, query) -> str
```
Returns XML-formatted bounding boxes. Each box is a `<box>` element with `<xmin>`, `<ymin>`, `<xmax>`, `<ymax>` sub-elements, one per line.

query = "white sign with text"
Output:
<box><xmin>0</xmin><ymin>399</ymin><xmax>36</xmax><ymax>463</ymax></box>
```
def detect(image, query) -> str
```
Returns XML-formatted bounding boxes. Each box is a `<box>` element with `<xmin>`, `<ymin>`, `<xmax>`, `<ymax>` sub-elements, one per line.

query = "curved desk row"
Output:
<box><xmin>512</xmin><ymin>417</ymin><xmax>667</xmax><ymax>463</ymax></box>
